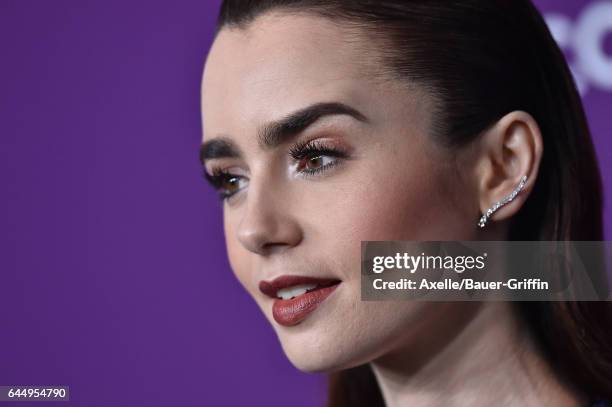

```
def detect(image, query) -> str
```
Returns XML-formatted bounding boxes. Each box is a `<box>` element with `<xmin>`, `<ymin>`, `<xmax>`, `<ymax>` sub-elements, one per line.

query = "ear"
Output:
<box><xmin>473</xmin><ymin>111</ymin><xmax>543</xmax><ymax>226</ymax></box>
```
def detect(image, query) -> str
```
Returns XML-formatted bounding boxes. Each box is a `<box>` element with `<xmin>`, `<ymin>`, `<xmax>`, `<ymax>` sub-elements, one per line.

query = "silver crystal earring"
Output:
<box><xmin>477</xmin><ymin>175</ymin><xmax>528</xmax><ymax>228</ymax></box>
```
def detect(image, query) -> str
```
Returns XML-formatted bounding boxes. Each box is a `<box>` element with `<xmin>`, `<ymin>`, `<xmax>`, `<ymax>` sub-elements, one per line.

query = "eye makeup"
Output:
<box><xmin>203</xmin><ymin>167</ymin><xmax>248</xmax><ymax>202</ymax></box>
<box><xmin>288</xmin><ymin>138</ymin><xmax>349</xmax><ymax>177</ymax></box>
<box><xmin>203</xmin><ymin>137</ymin><xmax>351</xmax><ymax>202</ymax></box>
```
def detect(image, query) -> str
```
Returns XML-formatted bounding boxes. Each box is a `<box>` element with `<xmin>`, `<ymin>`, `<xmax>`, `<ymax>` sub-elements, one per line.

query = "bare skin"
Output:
<box><xmin>200</xmin><ymin>11</ymin><xmax>585</xmax><ymax>407</ymax></box>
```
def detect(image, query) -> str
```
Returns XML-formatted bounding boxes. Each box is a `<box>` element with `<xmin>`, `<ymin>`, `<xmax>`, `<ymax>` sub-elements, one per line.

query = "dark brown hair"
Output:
<box><xmin>213</xmin><ymin>1</ymin><xmax>612</xmax><ymax>405</ymax></box>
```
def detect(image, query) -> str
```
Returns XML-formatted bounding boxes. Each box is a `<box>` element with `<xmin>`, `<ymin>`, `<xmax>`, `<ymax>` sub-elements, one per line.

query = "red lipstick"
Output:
<box><xmin>259</xmin><ymin>275</ymin><xmax>341</xmax><ymax>327</ymax></box>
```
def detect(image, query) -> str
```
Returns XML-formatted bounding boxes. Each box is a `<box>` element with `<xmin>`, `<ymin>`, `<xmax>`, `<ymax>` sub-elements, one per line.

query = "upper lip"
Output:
<box><xmin>259</xmin><ymin>275</ymin><xmax>342</xmax><ymax>299</ymax></box>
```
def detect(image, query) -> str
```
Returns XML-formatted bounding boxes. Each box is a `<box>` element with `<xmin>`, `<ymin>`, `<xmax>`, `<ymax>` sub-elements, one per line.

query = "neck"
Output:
<box><xmin>370</xmin><ymin>302</ymin><xmax>586</xmax><ymax>407</ymax></box>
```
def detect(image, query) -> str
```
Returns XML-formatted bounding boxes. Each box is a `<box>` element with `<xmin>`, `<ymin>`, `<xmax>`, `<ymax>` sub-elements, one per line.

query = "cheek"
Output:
<box><xmin>295</xmin><ymin>158</ymin><xmax>458</xmax><ymax>294</ymax></box>
<box><xmin>359</xmin><ymin>179</ymin><xmax>453</xmax><ymax>239</ymax></box>
<box><xmin>325</xmin><ymin>159</ymin><xmax>460</xmax><ymax>246</ymax></box>
<box><xmin>223</xmin><ymin>214</ymin><xmax>254</xmax><ymax>292</ymax></box>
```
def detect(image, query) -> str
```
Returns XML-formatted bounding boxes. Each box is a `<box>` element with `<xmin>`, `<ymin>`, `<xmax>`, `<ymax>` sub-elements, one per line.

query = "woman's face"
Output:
<box><xmin>201</xmin><ymin>12</ymin><xmax>479</xmax><ymax>372</ymax></box>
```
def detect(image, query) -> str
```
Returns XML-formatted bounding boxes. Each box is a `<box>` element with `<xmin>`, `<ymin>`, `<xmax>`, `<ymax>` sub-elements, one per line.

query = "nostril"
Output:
<box><xmin>260</xmin><ymin>242</ymin><xmax>292</xmax><ymax>256</ymax></box>
<box><xmin>235</xmin><ymin>197</ymin><xmax>303</xmax><ymax>254</ymax></box>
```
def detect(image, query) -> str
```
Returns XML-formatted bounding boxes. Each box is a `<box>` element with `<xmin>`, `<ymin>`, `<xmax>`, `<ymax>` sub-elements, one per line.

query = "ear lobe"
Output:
<box><xmin>473</xmin><ymin>110</ymin><xmax>543</xmax><ymax>227</ymax></box>
<box><xmin>477</xmin><ymin>175</ymin><xmax>529</xmax><ymax>228</ymax></box>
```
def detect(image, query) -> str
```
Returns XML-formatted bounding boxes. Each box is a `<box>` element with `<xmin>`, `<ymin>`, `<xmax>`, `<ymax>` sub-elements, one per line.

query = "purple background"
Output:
<box><xmin>0</xmin><ymin>1</ymin><xmax>610</xmax><ymax>406</ymax></box>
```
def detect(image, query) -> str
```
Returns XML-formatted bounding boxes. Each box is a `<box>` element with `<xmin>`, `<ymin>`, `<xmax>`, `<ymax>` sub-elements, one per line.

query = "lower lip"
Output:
<box><xmin>272</xmin><ymin>283</ymin><xmax>340</xmax><ymax>327</ymax></box>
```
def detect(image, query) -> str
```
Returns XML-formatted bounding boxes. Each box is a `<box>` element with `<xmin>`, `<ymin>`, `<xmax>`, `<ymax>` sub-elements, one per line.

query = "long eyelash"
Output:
<box><xmin>203</xmin><ymin>168</ymin><xmax>240</xmax><ymax>201</ymax></box>
<box><xmin>299</xmin><ymin>159</ymin><xmax>341</xmax><ymax>177</ymax></box>
<box><xmin>203</xmin><ymin>140</ymin><xmax>347</xmax><ymax>200</ymax></box>
<box><xmin>289</xmin><ymin>139</ymin><xmax>348</xmax><ymax>160</ymax></box>
<box><xmin>289</xmin><ymin>139</ymin><xmax>348</xmax><ymax>177</ymax></box>
<box><xmin>202</xmin><ymin>167</ymin><xmax>227</xmax><ymax>188</ymax></box>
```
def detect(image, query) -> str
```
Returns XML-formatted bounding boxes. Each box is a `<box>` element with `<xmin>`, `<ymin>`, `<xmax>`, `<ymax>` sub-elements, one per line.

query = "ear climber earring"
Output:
<box><xmin>477</xmin><ymin>175</ymin><xmax>528</xmax><ymax>228</ymax></box>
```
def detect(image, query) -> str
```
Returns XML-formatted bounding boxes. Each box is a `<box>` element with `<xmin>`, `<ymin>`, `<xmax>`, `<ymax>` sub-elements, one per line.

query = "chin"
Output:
<box><xmin>270</xmin><ymin>311</ymin><xmax>381</xmax><ymax>374</ymax></box>
<box><xmin>277</xmin><ymin>334</ymin><xmax>358</xmax><ymax>373</ymax></box>
<box><xmin>255</xmin><ymin>282</ymin><xmax>406</xmax><ymax>373</ymax></box>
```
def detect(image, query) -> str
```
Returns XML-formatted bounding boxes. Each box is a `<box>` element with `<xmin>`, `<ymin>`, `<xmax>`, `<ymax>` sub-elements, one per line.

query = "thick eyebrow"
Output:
<box><xmin>199</xmin><ymin>101</ymin><xmax>369</xmax><ymax>165</ymax></box>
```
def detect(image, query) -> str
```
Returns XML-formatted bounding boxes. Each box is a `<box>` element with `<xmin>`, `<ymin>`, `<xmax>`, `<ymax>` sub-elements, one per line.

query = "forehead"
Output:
<box><xmin>201</xmin><ymin>12</ymin><xmax>384</xmax><ymax>140</ymax></box>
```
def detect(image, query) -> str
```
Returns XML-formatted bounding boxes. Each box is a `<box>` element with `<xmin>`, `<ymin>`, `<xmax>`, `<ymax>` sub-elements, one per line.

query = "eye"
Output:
<box><xmin>203</xmin><ymin>168</ymin><xmax>249</xmax><ymax>201</ymax></box>
<box><xmin>289</xmin><ymin>139</ymin><xmax>348</xmax><ymax>176</ymax></box>
<box><xmin>297</xmin><ymin>155</ymin><xmax>337</xmax><ymax>173</ymax></box>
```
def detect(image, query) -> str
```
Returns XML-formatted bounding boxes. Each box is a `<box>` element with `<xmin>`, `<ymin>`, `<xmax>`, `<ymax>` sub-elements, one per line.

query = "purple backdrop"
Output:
<box><xmin>0</xmin><ymin>1</ymin><xmax>610</xmax><ymax>406</ymax></box>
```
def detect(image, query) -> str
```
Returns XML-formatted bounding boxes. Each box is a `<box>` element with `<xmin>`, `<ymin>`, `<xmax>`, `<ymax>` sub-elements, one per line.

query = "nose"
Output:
<box><xmin>236</xmin><ymin>180</ymin><xmax>303</xmax><ymax>256</ymax></box>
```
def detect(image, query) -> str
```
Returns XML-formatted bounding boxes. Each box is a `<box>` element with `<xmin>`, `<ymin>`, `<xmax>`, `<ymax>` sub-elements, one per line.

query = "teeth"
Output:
<box><xmin>277</xmin><ymin>284</ymin><xmax>318</xmax><ymax>300</ymax></box>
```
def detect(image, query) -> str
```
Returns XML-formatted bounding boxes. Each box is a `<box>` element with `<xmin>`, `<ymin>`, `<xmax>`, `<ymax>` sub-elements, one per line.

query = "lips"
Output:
<box><xmin>259</xmin><ymin>275</ymin><xmax>341</xmax><ymax>327</ymax></box>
